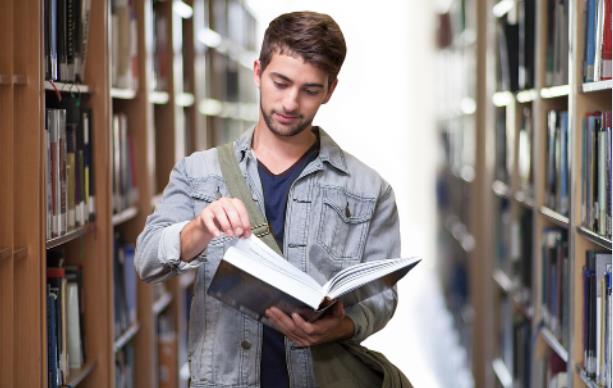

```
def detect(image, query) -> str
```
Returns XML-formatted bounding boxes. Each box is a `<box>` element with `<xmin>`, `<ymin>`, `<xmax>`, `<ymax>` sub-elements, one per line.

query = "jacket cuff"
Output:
<box><xmin>158</xmin><ymin>221</ymin><xmax>202</xmax><ymax>272</ymax></box>
<box><xmin>345</xmin><ymin>305</ymin><xmax>369</xmax><ymax>343</ymax></box>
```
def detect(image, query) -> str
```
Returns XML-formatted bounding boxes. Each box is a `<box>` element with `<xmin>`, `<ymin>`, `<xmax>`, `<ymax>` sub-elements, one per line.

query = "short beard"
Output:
<box><xmin>261</xmin><ymin>102</ymin><xmax>312</xmax><ymax>137</ymax></box>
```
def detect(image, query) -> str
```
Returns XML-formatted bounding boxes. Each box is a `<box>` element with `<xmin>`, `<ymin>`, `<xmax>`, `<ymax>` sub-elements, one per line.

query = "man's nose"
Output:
<box><xmin>282</xmin><ymin>89</ymin><xmax>299</xmax><ymax>112</ymax></box>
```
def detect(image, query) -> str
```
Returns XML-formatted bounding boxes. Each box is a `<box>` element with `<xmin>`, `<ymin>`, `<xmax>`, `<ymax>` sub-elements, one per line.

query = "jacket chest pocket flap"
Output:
<box><xmin>188</xmin><ymin>176</ymin><xmax>226</xmax><ymax>213</ymax></box>
<box><xmin>317</xmin><ymin>186</ymin><xmax>375</xmax><ymax>261</ymax></box>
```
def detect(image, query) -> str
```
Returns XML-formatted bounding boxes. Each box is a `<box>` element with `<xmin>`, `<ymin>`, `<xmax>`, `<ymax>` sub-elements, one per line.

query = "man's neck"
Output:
<box><xmin>252</xmin><ymin>121</ymin><xmax>317</xmax><ymax>175</ymax></box>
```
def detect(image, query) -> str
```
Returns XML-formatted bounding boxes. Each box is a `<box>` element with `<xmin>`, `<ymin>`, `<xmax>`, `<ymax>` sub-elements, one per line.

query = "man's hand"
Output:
<box><xmin>180</xmin><ymin>197</ymin><xmax>251</xmax><ymax>261</ymax></box>
<box><xmin>265</xmin><ymin>302</ymin><xmax>355</xmax><ymax>347</ymax></box>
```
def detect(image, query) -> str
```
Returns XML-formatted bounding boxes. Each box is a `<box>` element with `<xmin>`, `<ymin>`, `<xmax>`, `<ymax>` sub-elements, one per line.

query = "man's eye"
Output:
<box><xmin>304</xmin><ymin>89</ymin><xmax>320</xmax><ymax>96</ymax></box>
<box><xmin>273</xmin><ymin>82</ymin><xmax>288</xmax><ymax>89</ymax></box>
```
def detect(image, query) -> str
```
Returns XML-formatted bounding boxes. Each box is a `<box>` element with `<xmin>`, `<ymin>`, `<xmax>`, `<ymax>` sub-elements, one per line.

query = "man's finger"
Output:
<box><xmin>230</xmin><ymin>198</ymin><xmax>251</xmax><ymax>237</ymax></box>
<box><xmin>210</xmin><ymin>205</ymin><xmax>234</xmax><ymax>236</ymax></box>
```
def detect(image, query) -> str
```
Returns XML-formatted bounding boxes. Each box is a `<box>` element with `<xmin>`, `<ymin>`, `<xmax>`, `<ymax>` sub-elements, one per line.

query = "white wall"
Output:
<box><xmin>246</xmin><ymin>2</ymin><xmax>446</xmax><ymax>386</ymax></box>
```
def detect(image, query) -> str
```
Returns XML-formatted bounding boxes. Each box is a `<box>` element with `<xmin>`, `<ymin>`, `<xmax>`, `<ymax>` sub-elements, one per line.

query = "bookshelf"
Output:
<box><xmin>438</xmin><ymin>0</ymin><xmax>612</xmax><ymax>387</ymax></box>
<box><xmin>0</xmin><ymin>0</ymin><xmax>257</xmax><ymax>387</ymax></box>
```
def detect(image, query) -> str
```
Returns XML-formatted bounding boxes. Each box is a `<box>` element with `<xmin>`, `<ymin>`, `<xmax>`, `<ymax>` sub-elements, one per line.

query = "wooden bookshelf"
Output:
<box><xmin>480</xmin><ymin>0</ymin><xmax>613</xmax><ymax>386</ymax></box>
<box><xmin>438</xmin><ymin>0</ymin><xmax>612</xmax><ymax>387</ymax></box>
<box><xmin>0</xmin><ymin>0</ymin><xmax>257</xmax><ymax>387</ymax></box>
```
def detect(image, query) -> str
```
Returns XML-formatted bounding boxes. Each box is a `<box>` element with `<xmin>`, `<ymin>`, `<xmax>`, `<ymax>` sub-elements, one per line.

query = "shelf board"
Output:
<box><xmin>581</xmin><ymin>80</ymin><xmax>613</xmax><ymax>93</ymax></box>
<box><xmin>539</xmin><ymin>326</ymin><xmax>568</xmax><ymax>363</ymax></box>
<box><xmin>491</xmin><ymin>358</ymin><xmax>513</xmax><ymax>388</ymax></box>
<box><xmin>492</xmin><ymin>269</ymin><xmax>515</xmax><ymax>294</ymax></box>
<box><xmin>45</xmin><ymin>81</ymin><xmax>91</xmax><ymax>94</ymax></box>
<box><xmin>66</xmin><ymin>359</ymin><xmax>97</xmax><ymax>387</ymax></box>
<box><xmin>150</xmin><ymin>91</ymin><xmax>170</xmax><ymax>105</ymax></box>
<box><xmin>111</xmin><ymin>88</ymin><xmax>137</xmax><ymax>99</ymax></box>
<box><xmin>575</xmin><ymin>365</ymin><xmax>599</xmax><ymax>388</ymax></box>
<box><xmin>540</xmin><ymin>85</ymin><xmax>570</xmax><ymax>99</ymax></box>
<box><xmin>153</xmin><ymin>292</ymin><xmax>173</xmax><ymax>316</ymax></box>
<box><xmin>516</xmin><ymin>89</ymin><xmax>538</xmax><ymax>103</ymax></box>
<box><xmin>492</xmin><ymin>180</ymin><xmax>511</xmax><ymax>198</ymax></box>
<box><xmin>540</xmin><ymin>206</ymin><xmax>570</xmax><ymax>228</ymax></box>
<box><xmin>180</xmin><ymin>271</ymin><xmax>196</xmax><ymax>290</ymax></box>
<box><xmin>576</xmin><ymin>226</ymin><xmax>612</xmax><ymax>250</ymax></box>
<box><xmin>514</xmin><ymin>190</ymin><xmax>535</xmax><ymax>209</ymax></box>
<box><xmin>175</xmin><ymin>92</ymin><xmax>195</xmax><ymax>107</ymax></box>
<box><xmin>112</xmin><ymin>206</ymin><xmax>138</xmax><ymax>227</ymax></box>
<box><xmin>493</xmin><ymin>91</ymin><xmax>514</xmax><ymax>107</ymax></box>
<box><xmin>114</xmin><ymin>322</ymin><xmax>140</xmax><ymax>353</ymax></box>
<box><xmin>46</xmin><ymin>224</ymin><xmax>93</xmax><ymax>250</ymax></box>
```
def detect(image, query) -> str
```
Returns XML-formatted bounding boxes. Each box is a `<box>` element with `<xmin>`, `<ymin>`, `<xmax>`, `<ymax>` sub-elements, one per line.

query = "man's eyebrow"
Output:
<box><xmin>270</xmin><ymin>72</ymin><xmax>324</xmax><ymax>88</ymax></box>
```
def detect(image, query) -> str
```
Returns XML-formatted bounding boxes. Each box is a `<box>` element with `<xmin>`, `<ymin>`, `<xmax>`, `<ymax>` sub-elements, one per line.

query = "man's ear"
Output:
<box><xmin>322</xmin><ymin>78</ymin><xmax>338</xmax><ymax>104</ymax></box>
<box><xmin>253</xmin><ymin>59</ymin><xmax>262</xmax><ymax>88</ymax></box>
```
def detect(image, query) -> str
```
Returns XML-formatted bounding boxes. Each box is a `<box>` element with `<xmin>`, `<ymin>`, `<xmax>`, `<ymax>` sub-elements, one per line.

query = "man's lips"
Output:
<box><xmin>274</xmin><ymin>112</ymin><xmax>299</xmax><ymax>124</ymax></box>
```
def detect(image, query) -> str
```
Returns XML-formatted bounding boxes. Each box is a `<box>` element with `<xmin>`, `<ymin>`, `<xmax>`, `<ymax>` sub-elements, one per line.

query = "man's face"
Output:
<box><xmin>254</xmin><ymin>52</ymin><xmax>337</xmax><ymax>137</ymax></box>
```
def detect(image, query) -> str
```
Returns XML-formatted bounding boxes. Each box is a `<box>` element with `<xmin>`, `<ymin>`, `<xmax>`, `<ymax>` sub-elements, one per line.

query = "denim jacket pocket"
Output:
<box><xmin>188</xmin><ymin>176</ymin><xmax>226</xmax><ymax>214</ymax></box>
<box><xmin>316</xmin><ymin>186</ymin><xmax>375</xmax><ymax>263</ymax></box>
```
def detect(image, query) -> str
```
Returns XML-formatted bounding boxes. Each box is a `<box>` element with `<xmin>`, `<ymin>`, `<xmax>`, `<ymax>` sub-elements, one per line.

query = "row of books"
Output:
<box><xmin>210</xmin><ymin>0</ymin><xmax>258</xmax><ymax>51</ymax></box>
<box><xmin>111</xmin><ymin>0</ymin><xmax>138</xmax><ymax>90</ymax></box>
<box><xmin>541</xmin><ymin>228</ymin><xmax>570</xmax><ymax>349</ymax></box>
<box><xmin>534</xmin><ymin>349</ymin><xmax>567</xmax><ymax>388</ymax></box>
<box><xmin>496</xmin><ymin>0</ymin><xmax>536</xmax><ymax>92</ymax></box>
<box><xmin>47</xmin><ymin>251</ymin><xmax>85</xmax><ymax>388</ymax></box>
<box><xmin>113</xmin><ymin>234</ymin><xmax>137</xmax><ymax>339</ymax></box>
<box><xmin>498</xmin><ymin>299</ymin><xmax>532</xmax><ymax>388</ymax></box>
<box><xmin>583</xmin><ymin>0</ymin><xmax>612</xmax><ymax>82</ymax></box>
<box><xmin>581</xmin><ymin>111</ymin><xmax>612</xmax><ymax>239</ymax></box>
<box><xmin>115</xmin><ymin>345</ymin><xmax>135</xmax><ymax>388</ymax></box>
<box><xmin>545</xmin><ymin>110</ymin><xmax>570</xmax><ymax>216</ymax></box>
<box><xmin>44</xmin><ymin>0</ymin><xmax>92</xmax><ymax>82</ymax></box>
<box><xmin>582</xmin><ymin>250</ymin><xmax>612</xmax><ymax>387</ymax></box>
<box><xmin>45</xmin><ymin>102</ymin><xmax>95</xmax><ymax>240</ymax></box>
<box><xmin>545</xmin><ymin>0</ymin><xmax>569</xmax><ymax>87</ymax></box>
<box><xmin>112</xmin><ymin>113</ymin><xmax>139</xmax><ymax>214</ymax></box>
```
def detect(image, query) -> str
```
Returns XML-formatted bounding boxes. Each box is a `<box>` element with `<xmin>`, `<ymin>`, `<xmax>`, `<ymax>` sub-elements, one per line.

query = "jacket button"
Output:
<box><xmin>241</xmin><ymin>340</ymin><xmax>252</xmax><ymax>350</ymax></box>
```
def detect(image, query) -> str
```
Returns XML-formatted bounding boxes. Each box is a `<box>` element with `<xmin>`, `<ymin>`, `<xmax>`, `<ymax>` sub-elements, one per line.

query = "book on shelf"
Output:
<box><xmin>545</xmin><ymin>0</ymin><xmax>569</xmax><ymax>86</ymax></box>
<box><xmin>496</xmin><ymin>10</ymin><xmax>519</xmax><ymax>92</ymax></box>
<box><xmin>115</xmin><ymin>344</ymin><xmax>135</xmax><ymax>388</ymax></box>
<box><xmin>518</xmin><ymin>0</ymin><xmax>536</xmax><ymax>89</ymax></box>
<box><xmin>207</xmin><ymin>235</ymin><xmax>421</xmax><ymax>323</ymax></box>
<box><xmin>545</xmin><ymin>110</ymin><xmax>570</xmax><ymax>216</ymax></box>
<box><xmin>44</xmin><ymin>0</ymin><xmax>91</xmax><ymax>82</ymax></box>
<box><xmin>494</xmin><ymin>108</ymin><xmax>511</xmax><ymax>183</ymax></box>
<box><xmin>511</xmin><ymin>207</ymin><xmax>533</xmax><ymax>293</ymax></box>
<box><xmin>518</xmin><ymin>106</ymin><xmax>533</xmax><ymax>197</ymax></box>
<box><xmin>584</xmin><ymin>0</ymin><xmax>612</xmax><ymax>82</ymax></box>
<box><xmin>47</xmin><ymin>250</ymin><xmax>86</xmax><ymax>388</ymax></box>
<box><xmin>152</xmin><ymin>2</ymin><xmax>169</xmax><ymax>92</ymax></box>
<box><xmin>541</xmin><ymin>228</ymin><xmax>570</xmax><ymax>348</ymax></box>
<box><xmin>45</xmin><ymin>100</ymin><xmax>95</xmax><ymax>240</ymax></box>
<box><xmin>534</xmin><ymin>349</ymin><xmax>567</xmax><ymax>388</ymax></box>
<box><xmin>111</xmin><ymin>0</ymin><xmax>138</xmax><ymax>90</ymax></box>
<box><xmin>112</xmin><ymin>113</ymin><xmax>138</xmax><ymax>214</ymax></box>
<box><xmin>581</xmin><ymin>111</ymin><xmax>612</xmax><ymax>239</ymax></box>
<box><xmin>113</xmin><ymin>233</ymin><xmax>137</xmax><ymax>339</ymax></box>
<box><xmin>494</xmin><ymin>198</ymin><xmax>512</xmax><ymax>274</ymax></box>
<box><xmin>583</xmin><ymin>251</ymin><xmax>612</xmax><ymax>385</ymax></box>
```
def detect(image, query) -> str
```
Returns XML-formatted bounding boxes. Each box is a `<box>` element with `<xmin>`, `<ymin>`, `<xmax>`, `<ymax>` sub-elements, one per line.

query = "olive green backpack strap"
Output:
<box><xmin>217</xmin><ymin>143</ymin><xmax>282</xmax><ymax>256</ymax></box>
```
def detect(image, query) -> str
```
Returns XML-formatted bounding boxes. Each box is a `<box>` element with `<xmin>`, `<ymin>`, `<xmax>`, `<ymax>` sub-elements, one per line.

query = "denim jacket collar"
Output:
<box><xmin>234</xmin><ymin>126</ymin><xmax>349</xmax><ymax>175</ymax></box>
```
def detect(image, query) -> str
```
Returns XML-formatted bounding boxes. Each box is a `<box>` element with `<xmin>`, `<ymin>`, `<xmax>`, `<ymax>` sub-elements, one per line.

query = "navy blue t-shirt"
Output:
<box><xmin>258</xmin><ymin>140</ymin><xmax>319</xmax><ymax>388</ymax></box>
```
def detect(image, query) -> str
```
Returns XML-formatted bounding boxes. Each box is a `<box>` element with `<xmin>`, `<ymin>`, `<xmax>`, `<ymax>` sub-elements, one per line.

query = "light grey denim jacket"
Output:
<box><xmin>135</xmin><ymin>127</ymin><xmax>401</xmax><ymax>388</ymax></box>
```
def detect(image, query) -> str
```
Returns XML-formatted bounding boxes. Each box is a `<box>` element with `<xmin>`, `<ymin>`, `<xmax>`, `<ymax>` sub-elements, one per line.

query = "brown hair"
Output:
<box><xmin>259</xmin><ymin>11</ymin><xmax>347</xmax><ymax>86</ymax></box>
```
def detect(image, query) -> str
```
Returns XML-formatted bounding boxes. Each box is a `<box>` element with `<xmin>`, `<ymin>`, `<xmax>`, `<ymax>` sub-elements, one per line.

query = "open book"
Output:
<box><xmin>207</xmin><ymin>235</ymin><xmax>421</xmax><ymax>322</ymax></box>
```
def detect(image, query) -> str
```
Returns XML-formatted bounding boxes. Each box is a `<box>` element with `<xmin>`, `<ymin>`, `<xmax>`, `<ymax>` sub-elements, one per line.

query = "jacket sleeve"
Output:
<box><xmin>345</xmin><ymin>183</ymin><xmax>401</xmax><ymax>343</ymax></box>
<box><xmin>135</xmin><ymin>158</ymin><xmax>202</xmax><ymax>283</ymax></box>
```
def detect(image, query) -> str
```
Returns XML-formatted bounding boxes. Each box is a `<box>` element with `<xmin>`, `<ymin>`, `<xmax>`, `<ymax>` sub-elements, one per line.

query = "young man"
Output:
<box><xmin>135</xmin><ymin>11</ymin><xmax>401</xmax><ymax>388</ymax></box>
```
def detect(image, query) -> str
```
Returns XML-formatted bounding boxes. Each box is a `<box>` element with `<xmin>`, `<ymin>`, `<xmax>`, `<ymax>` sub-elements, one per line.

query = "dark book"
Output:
<box><xmin>207</xmin><ymin>236</ymin><xmax>420</xmax><ymax>323</ymax></box>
